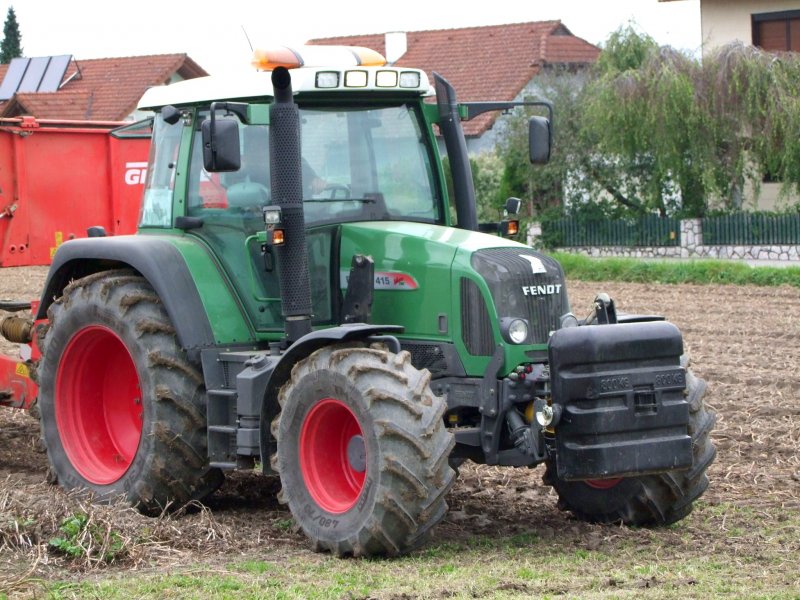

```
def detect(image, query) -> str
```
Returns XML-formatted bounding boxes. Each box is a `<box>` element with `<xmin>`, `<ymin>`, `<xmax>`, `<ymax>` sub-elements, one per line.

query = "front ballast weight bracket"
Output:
<box><xmin>478</xmin><ymin>345</ymin><xmax>547</xmax><ymax>466</ymax></box>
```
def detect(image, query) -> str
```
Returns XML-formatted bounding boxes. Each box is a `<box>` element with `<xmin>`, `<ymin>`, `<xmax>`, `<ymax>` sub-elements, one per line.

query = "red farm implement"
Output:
<box><xmin>0</xmin><ymin>117</ymin><xmax>150</xmax><ymax>266</ymax></box>
<box><xmin>1</xmin><ymin>116</ymin><xmax>150</xmax><ymax>408</ymax></box>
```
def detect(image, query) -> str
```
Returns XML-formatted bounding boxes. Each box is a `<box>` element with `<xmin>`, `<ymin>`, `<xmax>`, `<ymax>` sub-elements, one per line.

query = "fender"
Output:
<box><xmin>36</xmin><ymin>236</ymin><xmax>218</xmax><ymax>351</ymax></box>
<box><xmin>258</xmin><ymin>323</ymin><xmax>403</xmax><ymax>473</ymax></box>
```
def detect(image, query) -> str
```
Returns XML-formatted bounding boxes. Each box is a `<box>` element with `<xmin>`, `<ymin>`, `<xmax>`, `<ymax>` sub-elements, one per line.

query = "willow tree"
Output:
<box><xmin>497</xmin><ymin>27</ymin><xmax>800</xmax><ymax>219</ymax></box>
<box><xmin>585</xmin><ymin>29</ymin><xmax>800</xmax><ymax>216</ymax></box>
<box><xmin>494</xmin><ymin>27</ymin><xmax>668</xmax><ymax>220</ymax></box>
<box><xmin>699</xmin><ymin>43</ymin><xmax>800</xmax><ymax>206</ymax></box>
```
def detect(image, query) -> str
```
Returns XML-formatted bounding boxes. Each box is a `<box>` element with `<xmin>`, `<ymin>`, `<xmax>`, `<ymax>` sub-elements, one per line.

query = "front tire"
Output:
<box><xmin>38</xmin><ymin>270</ymin><xmax>223</xmax><ymax>514</ymax></box>
<box><xmin>272</xmin><ymin>344</ymin><xmax>456</xmax><ymax>556</ymax></box>
<box><xmin>544</xmin><ymin>367</ymin><xmax>716</xmax><ymax>525</ymax></box>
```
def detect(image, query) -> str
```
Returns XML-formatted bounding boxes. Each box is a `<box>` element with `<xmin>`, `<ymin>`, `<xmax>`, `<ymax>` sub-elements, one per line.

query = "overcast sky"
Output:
<box><xmin>3</xmin><ymin>0</ymin><xmax>701</xmax><ymax>75</ymax></box>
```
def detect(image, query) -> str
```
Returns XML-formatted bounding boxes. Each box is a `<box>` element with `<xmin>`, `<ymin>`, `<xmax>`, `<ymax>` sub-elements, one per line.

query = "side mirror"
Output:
<box><xmin>529</xmin><ymin>116</ymin><xmax>551</xmax><ymax>165</ymax></box>
<box><xmin>504</xmin><ymin>197</ymin><xmax>522</xmax><ymax>216</ymax></box>
<box><xmin>202</xmin><ymin>109</ymin><xmax>241</xmax><ymax>172</ymax></box>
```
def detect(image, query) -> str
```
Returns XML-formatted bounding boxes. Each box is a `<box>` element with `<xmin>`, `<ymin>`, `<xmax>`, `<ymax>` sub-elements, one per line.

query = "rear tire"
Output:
<box><xmin>38</xmin><ymin>270</ymin><xmax>223</xmax><ymax>514</ymax></box>
<box><xmin>272</xmin><ymin>344</ymin><xmax>456</xmax><ymax>556</ymax></box>
<box><xmin>544</xmin><ymin>366</ymin><xmax>716</xmax><ymax>525</ymax></box>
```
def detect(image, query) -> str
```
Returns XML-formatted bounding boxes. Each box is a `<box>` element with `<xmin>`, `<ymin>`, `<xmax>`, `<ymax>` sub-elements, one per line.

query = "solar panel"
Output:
<box><xmin>18</xmin><ymin>57</ymin><xmax>50</xmax><ymax>92</ymax></box>
<box><xmin>0</xmin><ymin>57</ymin><xmax>29</xmax><ymax>100</ymax></box>
<box><xmin>39</xmin><ymin>55</ymin><xmax>72</xmax><ymax>92</ymax></box>
<box><xmin>0</xmin><ymin>54</ymin><xmax>73</xmax><ymax>100</ymax></box>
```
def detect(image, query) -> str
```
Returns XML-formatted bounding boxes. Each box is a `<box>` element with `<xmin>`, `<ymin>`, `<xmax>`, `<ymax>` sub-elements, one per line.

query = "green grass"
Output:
<box><xmin>553</xmin><ymin>252</ymin><xmax>800</xmax><ymax>287</ymax></box>
<box><xmin>37</xmin><ymin>550</ymin><xmax>799</xmax><ymax>600</ymax></box>
<box><xmin>33</xmin><ymin>504</ymin><xmax>800</xmax><ymax>599</ymax></box>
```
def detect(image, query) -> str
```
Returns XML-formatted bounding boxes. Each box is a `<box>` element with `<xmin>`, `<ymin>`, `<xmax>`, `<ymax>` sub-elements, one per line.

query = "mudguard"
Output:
<box><xmin>37</xmin><ymin>236</ymin><xmax>216</xmax><ymax>351</ymax></box>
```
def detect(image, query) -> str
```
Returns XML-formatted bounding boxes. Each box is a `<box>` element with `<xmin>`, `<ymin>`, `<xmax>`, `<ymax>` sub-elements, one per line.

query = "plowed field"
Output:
<box><xmin>1</xmin><ymin>266</ymin><xmax>798</xmax><ymax>597</ymax></box>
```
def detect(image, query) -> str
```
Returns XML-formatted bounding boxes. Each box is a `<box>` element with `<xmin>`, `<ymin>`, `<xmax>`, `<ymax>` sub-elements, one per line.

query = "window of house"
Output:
<box><xmin>752</xmin><ymin>10</ymin><xmax>800</xmax><ymax>52</ymax></box>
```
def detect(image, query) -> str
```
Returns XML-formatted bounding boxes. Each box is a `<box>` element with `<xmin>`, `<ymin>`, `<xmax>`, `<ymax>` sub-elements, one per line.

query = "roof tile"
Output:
<box><xmin>309</xmin><ymin>21</ymin><xmax>599</xmax><ymax>136</ymax></box>
<box><xmin>0</xmin><ymin>53</ymin><xmax>207</xmax><ymax>120</ymax></box>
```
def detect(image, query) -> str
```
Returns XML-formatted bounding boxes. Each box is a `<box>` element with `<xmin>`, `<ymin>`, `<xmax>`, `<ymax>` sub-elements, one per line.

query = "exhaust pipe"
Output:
<box><xmin>269</xmin><ymin>67</ymin><xmax>313</xmax><ymax>343</ymax></box>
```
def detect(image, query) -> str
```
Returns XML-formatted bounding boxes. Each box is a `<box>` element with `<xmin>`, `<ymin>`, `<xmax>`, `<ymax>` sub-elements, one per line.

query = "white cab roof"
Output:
<box><xmin>138</xmin><ymin>67</ymin><xmax>433</xmax><ymax>110</ymax></box>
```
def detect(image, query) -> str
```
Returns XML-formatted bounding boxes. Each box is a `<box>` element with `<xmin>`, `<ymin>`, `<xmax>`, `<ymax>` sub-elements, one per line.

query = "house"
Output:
<box><xmin>699</xmin><ymin>0</ymin><xmax>799</xmax><ymax>52</ymax></box>
<box><xmin>0</xmin><ymin>53</ymin><xmax>207</xmax><ymax>122</ymax></box>
<box><xmin>309</xmin><ymin>22</ymin><xmax>600</xmax><ymax>154</ymax></box>
<box><xmin>661</xmin><ymin>0</ymin><xmax>800</xmax><ymax>53</ymax></box>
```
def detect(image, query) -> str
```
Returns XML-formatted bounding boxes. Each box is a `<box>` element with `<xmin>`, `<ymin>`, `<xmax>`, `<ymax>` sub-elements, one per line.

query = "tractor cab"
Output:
<box><xmin>137</xmin><ymin>46</ymin><xmax>552</xmax><ymax>343</ymax></box>
<box><xmin>138</xmin><ymin>48</ymin><xmax>449</xmax><ymax>333</ymax></box>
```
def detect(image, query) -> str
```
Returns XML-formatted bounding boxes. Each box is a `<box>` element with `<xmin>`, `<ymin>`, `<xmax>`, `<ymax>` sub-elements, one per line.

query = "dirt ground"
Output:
<box><xmin>1</xmin><ymin>266</ymin><xmax>799</xmax><ymax>594</ymax></box>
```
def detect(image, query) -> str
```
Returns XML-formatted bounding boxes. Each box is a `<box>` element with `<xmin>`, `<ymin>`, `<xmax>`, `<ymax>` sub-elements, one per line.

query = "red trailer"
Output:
<box><xmin>0</xmin><ymin>117</ymin><xmax>150</xmax><ymax>266</ymax></box>
<box><xmin>1</xmin><ymin>116</ymin><xmax>150</xmax><ymax>408</ymax></box>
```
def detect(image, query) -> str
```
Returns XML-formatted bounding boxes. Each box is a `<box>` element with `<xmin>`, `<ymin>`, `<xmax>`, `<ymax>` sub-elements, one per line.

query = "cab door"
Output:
<box><xmin>184</xmin><ymin>111</ymin><xmax>335</xmax><ymax>333</ymax></box>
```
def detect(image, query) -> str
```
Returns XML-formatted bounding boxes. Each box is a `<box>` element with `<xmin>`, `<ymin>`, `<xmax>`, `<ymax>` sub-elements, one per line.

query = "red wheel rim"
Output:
<box><xmin>55</xmin><ymin>326</ymin><xmax>143</xmax><ymax>485</ymax></box>
<box><xmin>585</xmin><ymin>478</ymin><xmax>623</xmax><ymax>490</ymax></box>
<box><xmin>299</xmin><ymin>398</ymin><xmax>366</xmax><ymax>514</ymax></box>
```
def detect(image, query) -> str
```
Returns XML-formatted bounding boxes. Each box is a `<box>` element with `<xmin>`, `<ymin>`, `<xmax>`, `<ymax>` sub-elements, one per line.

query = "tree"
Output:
<box><xmin>583</xmin><ymin>30</ymin><xmax>701</xmax><ymax>216</ymax></box>
<box><xmin>497</xmin><ymin>26</ymin><xmax>800</xmax><ymax>219</ymax></box>
<box><xmin>1</xmin><ymin>6</ymin><xmax>23</xmax><ymax>64</ymax></box>
<box><xmin>586</xmin><ymin>34</ymin><xmax>800</xmax><ymax>216</ymax></box>
<box><xmin>496</xmin><ymin>66</ymin><xmax>627</xmax><ymax>221</ymax></box>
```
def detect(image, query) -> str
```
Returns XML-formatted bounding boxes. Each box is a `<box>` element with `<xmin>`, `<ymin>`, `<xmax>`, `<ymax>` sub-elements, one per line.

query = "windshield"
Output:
<box><xmin>187</xmin><ymin>102</ymin><xmax>442</xmax><ymax>227</ymax></box>
<box><xmin>183</xmin><ymin>102</ymin><xmax>442</xmax><ymax>332</ymax></box>
<box><xmin>300</xmin><ymin>104</ymin><xmax>441</xmax><ymax>225</ymax></box>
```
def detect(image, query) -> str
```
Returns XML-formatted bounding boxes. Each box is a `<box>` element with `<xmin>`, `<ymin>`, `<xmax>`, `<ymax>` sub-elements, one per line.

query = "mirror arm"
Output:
<box><xmin>209</xmin><ymin>101</ymin><xmax>249</xmax><ymax>123</ymax></box>
<box><xmin>463</xmin><ymin>100</ymin><xmax>553</xmax><ymax>130</ymax></box>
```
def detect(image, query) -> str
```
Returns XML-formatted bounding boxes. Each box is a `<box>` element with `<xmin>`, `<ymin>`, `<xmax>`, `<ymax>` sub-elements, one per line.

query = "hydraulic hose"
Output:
<box><xmin>0</xmin><ymin>300</ymin><xmax>31</xmax><ymax>312</ymax></box>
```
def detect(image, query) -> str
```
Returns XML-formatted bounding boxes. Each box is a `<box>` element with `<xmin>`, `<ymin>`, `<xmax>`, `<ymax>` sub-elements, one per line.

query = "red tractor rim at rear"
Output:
<box><xmin>299</xmin><ymin>398</ymin><xmax>366</xmax><ymax>514</ymax></box>
<box><xmin>585</xmin><ymin>478</ymin><xmax>623</xmax><ymax>490</ymax></box>
<box><xmin>55</xmin><ymin>326</ymin><xmax>143</xmax><ymax>485</ymax></box>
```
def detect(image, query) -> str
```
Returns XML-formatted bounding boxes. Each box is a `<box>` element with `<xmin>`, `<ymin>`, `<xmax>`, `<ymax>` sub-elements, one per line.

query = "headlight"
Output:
<box><xmin>315</xmin><ymin>71</ymin><xmax>340</xmax><ymax>89</ymax></box>
<box><xmin>501</xmin><ymin>318</ymin><xmax>529</xmax><ymax>344</ymax></box>
<box><xmin>560</xmin><ymin>312</ymin><xmax>579</xmax><ymax>328</ymax></box>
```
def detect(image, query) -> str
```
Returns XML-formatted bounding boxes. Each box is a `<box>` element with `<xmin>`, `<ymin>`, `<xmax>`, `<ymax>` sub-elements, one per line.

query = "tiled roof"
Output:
<box><xmin>0</xmin><ymin>53</ymin><xmax>207</xmax><ymax>120</ymax></box>
<box><xmin>309</xmin><ymin>21</ymin><xmax>600</xmax><ymax>136</ymax></box>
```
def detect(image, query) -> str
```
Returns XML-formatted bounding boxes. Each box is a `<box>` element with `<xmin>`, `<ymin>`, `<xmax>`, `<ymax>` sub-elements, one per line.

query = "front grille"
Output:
<box><xmin>460</xmin><ymin>277</ymin><xmax>495</xmax><ymax>356</ymax></box>
<box><xmin>402</xmin><ymin>342</ymin><xmax>449</xmax><ymax>376</ymax></box>
<box><xmin>471</xmin><ymin>249</ymin><xmax>569</xmax><ymax>345</ymax></box>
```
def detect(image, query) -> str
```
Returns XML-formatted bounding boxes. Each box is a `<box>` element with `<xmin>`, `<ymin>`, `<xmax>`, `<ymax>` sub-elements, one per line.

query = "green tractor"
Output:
<box><xmin>28</xmin><ymin>47</ymin><xmax>714</xmax><ymax>556</ymax></box>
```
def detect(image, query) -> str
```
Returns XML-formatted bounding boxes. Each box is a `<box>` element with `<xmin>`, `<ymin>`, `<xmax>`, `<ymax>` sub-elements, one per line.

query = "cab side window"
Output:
<box><xmin>187</xmin><ymin>114</ymin><xmax>270</xmax><ymax>215</ymax></box>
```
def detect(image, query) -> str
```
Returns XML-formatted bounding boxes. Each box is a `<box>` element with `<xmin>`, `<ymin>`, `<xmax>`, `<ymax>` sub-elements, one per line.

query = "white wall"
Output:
<box><xmin>701</xmin><ymin>0</ymin><xmax>800</xmax><ymax>51</ymax></box>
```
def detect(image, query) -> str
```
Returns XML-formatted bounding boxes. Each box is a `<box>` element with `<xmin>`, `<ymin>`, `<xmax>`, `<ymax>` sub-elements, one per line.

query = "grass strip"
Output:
<box><xmin>553</xmin><ymin>252</ymin><xmax>800</xmax><ymax>287</ymax></box>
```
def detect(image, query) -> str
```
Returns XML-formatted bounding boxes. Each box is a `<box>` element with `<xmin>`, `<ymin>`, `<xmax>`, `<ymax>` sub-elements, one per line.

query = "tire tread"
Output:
<box><xmin>275</xmin><ymin>344</ymin><xmax>455</xmax><ymax>556</ymax></box>
<box><xmin>38</xmin><ymin>270</ymin><xmax>223</xmax><ymax>515</ymax></box>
